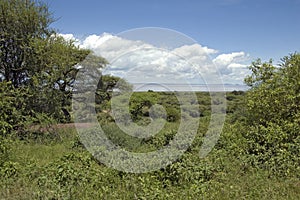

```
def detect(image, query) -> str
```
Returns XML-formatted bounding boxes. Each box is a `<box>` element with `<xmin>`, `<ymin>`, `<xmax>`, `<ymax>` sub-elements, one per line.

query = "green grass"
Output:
<box><xmin>1</xmin><ymin>124</ymin><xmax>299</xmax><ymax>199</ymax></box>
<box><xmin>1</xmin><ymin>91</ymin><xmax>299</xmax><ymax>199</ymax></box>
<box><xmin>12</xmin><ymin>142</ymin><xmax>71</xmax><ymax>166</ymax></box>
<box><xmin>10</xmin><ymin>127</ymin><xmax>78</xmax><ymax>166</ymax></box>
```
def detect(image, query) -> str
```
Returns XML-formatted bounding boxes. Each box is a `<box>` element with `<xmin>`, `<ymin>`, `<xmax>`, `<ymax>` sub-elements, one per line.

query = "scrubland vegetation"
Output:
<box><xmin>1</xmin><ymin>0</ymin><xmax>299</xmax><ymax>199</ymax></box>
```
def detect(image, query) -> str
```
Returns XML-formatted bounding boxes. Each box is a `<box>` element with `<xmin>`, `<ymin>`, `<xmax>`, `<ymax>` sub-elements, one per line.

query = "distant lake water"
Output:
<box><xmin>132</xmin><ymin>83</ymin><xmax>249</xmax><ymax>92</ymax></box>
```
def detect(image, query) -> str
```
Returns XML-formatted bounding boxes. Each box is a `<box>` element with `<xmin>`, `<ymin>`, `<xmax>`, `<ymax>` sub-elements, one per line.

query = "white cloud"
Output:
<box><xmin>59</xmin><ymin>33</ymin><xmax>76</xmax><ymax>41</ymax></box>
<box><xmin>58</xmin><ymin>33</ymin><xmax>81</xmax><ymax>46</ymax></box>
<box><xmin>212</xmin><ymin>51</ymin><xmax>250</xmax><ymax>84</ymax></box>
<box><xmin>79</xmin><ymin>33</ymin><xmax>152</xmax><ymax>62</ymax></box>
<box><xmin>80</xmin><ymin>33</ymin><xmax>114</xmax><ymax>50</ymax></box>
<box><xmin>69</xmin><ymin>33</ymin><xmax>251</xmax><ymax>85</ymax></box>
<box><xmin>228</xmin><ymin>63</ymin><xmax>247</xmax><ymax>69</ymax></box>
<box><xmin>213</xmin><ymin>52</ymin><xmax>247</xmax><ymax>66</ymax></box>
<box><xmin>173</xmin><ymin>44</ymin><xmax>218</xmax><ymax>59</ymax></box>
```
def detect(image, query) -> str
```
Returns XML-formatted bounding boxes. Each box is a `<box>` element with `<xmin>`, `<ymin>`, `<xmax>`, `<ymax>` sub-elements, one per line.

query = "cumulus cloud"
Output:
<box><xmin>213</xmin><ymin>52</ymin><xmax>247</xmax><ymax>66</ymax></box>
<box><xmin>59</xmin><ymin>33</ymin><xmax>76</xmax><ymax>41</ymax></box>
<box><xmin>80</xmin><ymin>33</ymin><xmax>152</xmax><ymax>62</ymax></box>
<box><xmin>58</xmin><ymin>33</ymin><xmax>81</xmax><ymax>46</ymax></box>
<box><xmin>63</xmin><ymin>33</ymin><xmax>250</xmax><ymax>85</ymax></box>
<box><xmin>173</xmin><ymin>44</ymin><xmax>218</xmax><ymax>59</ymax></box>
<box><xmin>212</xmin><ymin>52</ymin><xmax>250</xmax><ymax>83</ymax></box>
<box><xmin>80</xmin><ymin>33</ymin><xmax>114</xmax><ymax>50</ymax></box>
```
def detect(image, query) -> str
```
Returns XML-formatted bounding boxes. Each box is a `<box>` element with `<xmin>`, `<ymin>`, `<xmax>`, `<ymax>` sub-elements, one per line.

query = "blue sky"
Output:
<box><xmin>45</xmin><ymin>0</ymin><xmax>300</xmax><ymax>62</ymax></box>
<box><xmin>44</xmin><ymin>0</ymin><xmax>300</xmax><ymax>87</ymax></box>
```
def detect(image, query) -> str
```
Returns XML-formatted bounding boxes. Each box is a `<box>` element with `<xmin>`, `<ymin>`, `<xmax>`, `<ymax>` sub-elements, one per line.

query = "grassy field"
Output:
<box><xmin>1</xmin><ymin>91</ymin><xmax>300</xmax><ymax>199</ymax></box>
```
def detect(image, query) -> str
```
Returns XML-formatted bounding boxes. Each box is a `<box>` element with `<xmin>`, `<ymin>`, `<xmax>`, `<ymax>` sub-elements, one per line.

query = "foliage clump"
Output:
<box><xmin>241</xmin><ymin>53</ymin><xmax>300</xmax><ymax>176</ymax></box>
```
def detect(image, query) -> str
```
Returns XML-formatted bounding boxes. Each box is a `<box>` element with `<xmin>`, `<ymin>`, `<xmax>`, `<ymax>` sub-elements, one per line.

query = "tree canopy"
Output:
<box><xmin>0</xmin><ymin>0</ymin><xmax>53</xmax><ymax>87</ymax></box>
<box><xmin>0</xmin><ymin>0</ymin><xmax>108</xmax><ymax>134</ymax></box>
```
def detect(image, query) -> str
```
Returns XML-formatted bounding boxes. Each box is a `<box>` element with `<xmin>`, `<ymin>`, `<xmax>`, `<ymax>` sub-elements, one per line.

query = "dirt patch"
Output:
<box><xmin>30</xmin><ymin>123</ymin><xmax>97</xmax><ymax>132</ymax></box>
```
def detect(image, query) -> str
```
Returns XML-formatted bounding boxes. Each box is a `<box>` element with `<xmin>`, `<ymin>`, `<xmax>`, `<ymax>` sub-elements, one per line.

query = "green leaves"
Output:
<box><xmin>27</xmin><ymin>35</ymin><xmax>92</xmax><ymax>122</ymax></box>
<box><xmin>244</xmin><ymin>59</ymin><xmax>276</xmax><ymax>88</ymax></box>
<box><xmin>0</xmin><ymin>0</ymin><xmax>53</xmax><ymax>87</ymax></box>
<box><xmin>0</xmin><ymin>81</ymin><xmax>29</xmax><ymax>135</ymax></box>
<box><xmin>0</xmin><ymin>0</ymin><xmax>109</xmax><ymax>126</ymax></box>
<box><xmin>245</xmin><ymin>53</ymin><xmax>300</xmax><ymax>126</ymax></box>
<box><xmin>242</xmin><ymin>53</ymin><xmax>300</xmax><ymax>176</ymax></box>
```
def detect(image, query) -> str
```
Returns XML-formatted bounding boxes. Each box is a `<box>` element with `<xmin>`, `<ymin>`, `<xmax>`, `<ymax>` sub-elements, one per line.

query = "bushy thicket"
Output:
<box><xmin>229</xmin><ymin>53</ymin><xmax>300</xmax><ymax>176</ymax></box>
<box><xmin>1</xmin><ymin>85</ymin><xmax>300</xmax><ymax>199</ymax></box>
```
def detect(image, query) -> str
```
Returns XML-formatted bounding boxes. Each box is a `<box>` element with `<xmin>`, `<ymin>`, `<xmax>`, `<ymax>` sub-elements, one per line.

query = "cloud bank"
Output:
<box><xmin>60</xmin><ymin>33</ymin><xmax>250</xmax><ymax>85</ymax></box>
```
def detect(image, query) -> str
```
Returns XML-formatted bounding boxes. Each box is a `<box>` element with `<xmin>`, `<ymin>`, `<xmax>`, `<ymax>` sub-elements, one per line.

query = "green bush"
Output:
<box><xmin>0</xmin><ymin>161</ymin><xmax>20</xmax><ymax>179</ymax></box>
<box><xmin>243</xmin><ymin>122</ymin><xmax>300</xmax><ymax>176</ymax></box>
<box><xmin>0</xmin><ymin>137</ymin><xmax>11</xmax><ymax>166</ymax></box>
<box><xmin>240</xmin><ymin>53</ymin><xmax>300</xmax><ymax>176</ymax></box>
<box><xmin>0</xmin><ymin>82</ymin><xmax>27</xmax><ymax>136</ymax></box>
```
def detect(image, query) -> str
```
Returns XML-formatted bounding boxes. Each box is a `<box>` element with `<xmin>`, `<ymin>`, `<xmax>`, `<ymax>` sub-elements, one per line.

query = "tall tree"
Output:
<box><xmin>27</xmin><ymin>35</ymin><xmax>93</xmax><ymax>122</ymax></box>
<box><xmin>0</xmin><ymin>0</ymin><xmax>53</xmax><ymax>87</ymax></box>
<box><xmin>0</xmin><ymin>0</ymin><xmax>107</xmax><ymax>129</ymax></box>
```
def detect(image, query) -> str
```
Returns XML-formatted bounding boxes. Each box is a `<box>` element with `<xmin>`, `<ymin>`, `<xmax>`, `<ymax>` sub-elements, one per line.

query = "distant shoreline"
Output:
<box><xmin>132</xmin><ymin>83</ymin><xmax>249</xmax><ymax>92</ymax></box>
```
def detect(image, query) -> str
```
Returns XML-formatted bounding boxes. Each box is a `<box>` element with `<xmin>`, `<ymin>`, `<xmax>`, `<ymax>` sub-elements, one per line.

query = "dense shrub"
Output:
<box><xmin>241</xmin><ymin>53</ymin><xmax>300</xmax><ymax>176</ymax></box>
<box><xmin>0</xmin><ymin>82</ymin><xmax>28</xmax><ymax>136</ymax></box>
<box><xmin>0</xmin><ymin>137</ymin><xmax>11</xmax><ymax>166</ymax></box>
